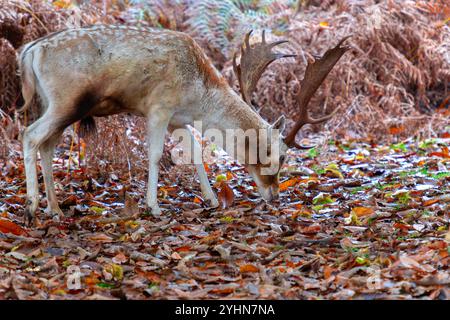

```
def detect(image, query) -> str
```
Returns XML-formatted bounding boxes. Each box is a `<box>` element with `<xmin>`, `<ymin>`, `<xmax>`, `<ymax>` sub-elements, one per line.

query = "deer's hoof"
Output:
<box><xmin>45</xmin><ymin>207</ymin><xmax>65</xmax><ymax>220</ymax></box>
<box><xmin>205</xmin><ymin>198</ymin><xmax>219</xmax><ymax>208</ymax></box>
<box><xmin>24</xmin><ymin>208</ymin><xmax>34</xmax><ymax>226</ymax></box>
<box><xmin>146</xmin><ymin>205</ymin><xmax>162</xmax><ymax>217</ymax></box>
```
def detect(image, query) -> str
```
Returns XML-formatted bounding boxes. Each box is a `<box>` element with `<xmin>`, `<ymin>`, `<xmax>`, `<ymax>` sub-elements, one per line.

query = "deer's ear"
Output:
<box><xmin>271</xmin><ymin>115</ymin><xmax>286</xmax><ymax>134</ymax></box>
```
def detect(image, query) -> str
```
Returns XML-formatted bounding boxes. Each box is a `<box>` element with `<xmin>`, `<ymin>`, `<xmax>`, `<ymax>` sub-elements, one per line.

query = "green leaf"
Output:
<box><xmin>431</xmin><ymin>172</ymin><xmax>450</xmax><ymax>180</ymax></box>
<box><xmin>97</xmin><ymin>282</ymin><xmax>115</xmax><ymax>289</ymax></box>
<box><xmin>312</xmin><ymin>205</ymin><xmax>324</xmax><ymax>212</ymax></box>
<box><xmin>216</xmin><ymin>174</ymin><xmax>227</xmax><ymax>183</ymax></box>
<box><xmin>219</xmin><ymin>216</ymin><xmax>235</xmax><ymax>223</ymax></box>
<box><xmin>307</xmin><ymin>147</ymin><xmax>319</xmax><ymax>159</ymax></box>
<box><xmin>355</xmin><ymin>256</ymin><xmax>368</xmax><ymax>265</ymax></box>
<box><xmin>419</xmin><ymin>139</ymin><xmax>435</xmax><ymax>149</ymax></box>
<box><xmin>90</xmin><ymin>206</ymin><xmax>106</xmax><ymax>214</ymax></box>
<box><xmin>396</xmin><ymin>191</ymin><xmax>411</xmax><ymax>205</ymax></box>
<box><xmin>390</xmin><ymin>142</ymin><xmax>407</xmax><ymax>152</ymax></box>
<box><xmin>312</xmin><ymin>193</ymin><xmax>335</xmax><ymax>205</ymax></box>
<box><xmin>325</xmin><ymin>163</ymin><xmax>344</xmax><ymax>179</ymax></box>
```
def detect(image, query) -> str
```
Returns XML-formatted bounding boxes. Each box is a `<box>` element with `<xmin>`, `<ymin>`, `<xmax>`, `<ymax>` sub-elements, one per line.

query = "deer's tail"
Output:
<box><xmin>17</xmin><ymin>42</ymin><xmax>37</xmax><ymax>114</ymax></box>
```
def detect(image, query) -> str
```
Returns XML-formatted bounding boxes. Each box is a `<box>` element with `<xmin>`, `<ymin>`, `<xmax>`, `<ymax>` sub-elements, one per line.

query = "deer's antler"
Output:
<box><xmin>233</xmin><ymin>30</ymin><xmax>296</xmax><ymax>107</ymax></box>
<box><xmin>283</xmin><ymin>36</ymin><xmax>351</xmax><ymax>149</ymax></box>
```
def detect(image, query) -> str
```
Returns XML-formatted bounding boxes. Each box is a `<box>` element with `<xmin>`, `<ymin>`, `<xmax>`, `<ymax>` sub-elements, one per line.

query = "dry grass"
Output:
<box><xmin>224</xmin><ymin>0</ymin><xmax>450</xmax><ymax>142</ymax></box>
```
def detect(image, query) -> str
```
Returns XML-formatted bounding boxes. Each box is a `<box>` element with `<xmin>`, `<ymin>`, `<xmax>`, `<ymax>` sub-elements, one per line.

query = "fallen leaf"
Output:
<box><xmin>89</xmin><ymin>233</ymin><xmax>113</xmax><ymax>243</ymax></box>
<box><xmin>240</xmin><ymin>264</ymin><xmax>259</xmax><ymax>273</ymax></box>
<box><xmin>0</xmin><ymin>219</ymin><xmax>26</xmax><ymax>236</ymax></box>
<box><xmin>351</xmin><ymin>207</ymin><xmax>374</xmax><ymax>217</ymax></box>
<box><xmin>300</xmin><ymin>223</ymin><xmax>322</xmax><ymax>234</ymax></box>
<box><xmin>279</xmin><ymin>178</ymin><xmax>298</xmax><ymax>192</ymax></box>
<box><xmin>217</xmin><ymin>181</ymin><xmax>234</xmax><ymax>209</ymax></box>
<box><xmin>112</xmin><ymin>252</ymin><xmax>128</xmax><ymax>264</ymax></box>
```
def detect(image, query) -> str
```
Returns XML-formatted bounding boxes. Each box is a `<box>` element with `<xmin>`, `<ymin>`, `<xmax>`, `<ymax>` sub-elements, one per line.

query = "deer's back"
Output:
<box><xmin>22</xmin><ymin>25</ymin><xmax>226</xmax><ymax>117</ymax></box>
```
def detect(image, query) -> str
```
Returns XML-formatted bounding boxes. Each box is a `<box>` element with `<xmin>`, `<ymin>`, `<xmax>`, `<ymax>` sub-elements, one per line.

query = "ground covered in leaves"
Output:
<box><xmin>0</xmin><ymin>135</ymin><xmax>449</xmax><ymax>300</ymax></box>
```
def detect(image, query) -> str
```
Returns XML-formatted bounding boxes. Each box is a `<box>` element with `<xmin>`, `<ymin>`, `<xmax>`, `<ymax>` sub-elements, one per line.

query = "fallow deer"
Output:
<box><xmin>17</xmin><ymin>25</ymin><xmax>349</xmax><ymax>224</ymax></box>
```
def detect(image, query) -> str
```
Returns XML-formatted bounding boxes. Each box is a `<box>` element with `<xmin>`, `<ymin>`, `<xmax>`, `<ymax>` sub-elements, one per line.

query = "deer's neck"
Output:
<box><xmin>202</xmin><ymin>88</ymin><xmax>268</xmax><ymax>133</ymax></box>
<box><xmin>197</xmin><ymin>87</ymin><xmax>268</xmax><ymax>160</ymax></box>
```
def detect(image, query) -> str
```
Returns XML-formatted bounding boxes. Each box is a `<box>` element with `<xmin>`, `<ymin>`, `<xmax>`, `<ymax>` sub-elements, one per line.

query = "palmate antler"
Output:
<box><xmin>233</xmin><ymin>31</ymin><xmax>350</xmax><ymax>149</ymax></box>
<box><xmin>233</xmin><ymin>30</ymin><xmax>296</xmax><ymax>107</ymax></box>
<box><xmin>283</xmin><ymin>36</ymin><xmax>351</xmax><ymax>149</ymax></box>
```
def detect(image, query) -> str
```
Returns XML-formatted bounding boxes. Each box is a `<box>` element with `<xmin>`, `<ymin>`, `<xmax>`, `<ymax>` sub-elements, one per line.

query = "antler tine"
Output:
<box><xmin>233</xmin><ymin>30</ymin><xmax>296</xmax><ymax>107</ymax></box>
<box><xmin>284</xmin><ymin>36</ymin><xmax>351</xmax><ymax>148</ymax></box>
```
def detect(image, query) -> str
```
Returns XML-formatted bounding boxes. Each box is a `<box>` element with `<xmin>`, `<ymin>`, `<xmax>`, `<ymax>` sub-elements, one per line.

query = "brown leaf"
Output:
<box><xmin>60</xmin><ymin>195</ymin><xmax>78</xmax><ymax>208</ymax></box>
<box><xmin>112</xmin><ymin>252</ymin><xmax>128</xmax><ymax>264</ymax></box>
<box><xmin>89</xmin><ymin>233</ymin><xmax>113</xmax><ymax>243</ymax></box>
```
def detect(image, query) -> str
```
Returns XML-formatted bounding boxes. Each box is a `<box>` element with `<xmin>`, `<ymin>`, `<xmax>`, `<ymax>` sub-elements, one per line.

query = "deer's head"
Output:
<box><xmin>233</xmin><ymin>31</ymin><xmax>350</xmax><ymax>201</ymax></box>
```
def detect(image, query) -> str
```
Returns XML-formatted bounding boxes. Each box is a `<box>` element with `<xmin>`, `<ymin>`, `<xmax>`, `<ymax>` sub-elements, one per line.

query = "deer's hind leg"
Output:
<box><xmin>39</xmin><ymin>129</ymin><xmax>64</xmax><ymax>219</ymax></box>
<box><xmin>22</xmin><ymin>110</ymin><xmax>64</xmax><ymax>224</ymax></box>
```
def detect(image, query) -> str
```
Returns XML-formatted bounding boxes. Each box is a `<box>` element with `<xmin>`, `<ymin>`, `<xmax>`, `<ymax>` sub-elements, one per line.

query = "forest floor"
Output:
<box><xmin>0</xmin><ymin>135</ymin><xmax>449</xmax><ymax>300</ymax></box>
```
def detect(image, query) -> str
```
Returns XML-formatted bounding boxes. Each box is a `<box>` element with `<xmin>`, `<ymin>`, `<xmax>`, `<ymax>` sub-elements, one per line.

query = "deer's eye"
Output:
<box><xmin>280</xmin><ymin>155</ymin><xmax>286</xmax><ymax>163</ymax></box>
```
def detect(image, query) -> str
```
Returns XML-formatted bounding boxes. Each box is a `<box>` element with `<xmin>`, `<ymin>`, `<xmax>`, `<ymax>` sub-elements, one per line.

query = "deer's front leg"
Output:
<box><xmin>146</xmin><ymin>113</ymin><xmax>171</xmax><ymax>217</ymax></box>
<box><xmin>188</xmin><ymin>128</ymin><xmax>219</xmax><ymax>208</ymax></box>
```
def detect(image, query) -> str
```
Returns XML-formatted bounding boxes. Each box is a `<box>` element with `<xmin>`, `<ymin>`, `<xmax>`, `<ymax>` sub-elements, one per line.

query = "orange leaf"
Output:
<box><xmin>429</xmin><ymin>147</ymin><xmax>450</xmax><ymax>158</ymax></box>
<box><xmin>389</xmin><ymin>126</ymin><xmax>405</xmax><ymax>135</ymax></box>
<box><xmin>319</xmin><ymin>21</ymin><xmax>329</xmax><ymax>28</ymax></box>
<box><xmin>323</xmin><ymin>265</ymin><xmax>335</xmax><ymax>280</ymax></box>
<box><xmin>84</xmin><ymin>274</ymin><xmax>100</xmax><ymax>287</ymax></box>
<box><xmin>193</xmin><ymin>196</ymin><xmax>202</xmax><ymax>204</ymax></box>
<box><xmin>53</xmin><ymin>0</ymin><xmax>72</xmax><ymax>9</ymax></box>
<box><xmin>351</xmin><ymin>207</ymin><xmax>374</xmax><ymax>217</ymax></box>
<box><xmin>394</xmin><ymin>222</ymin><xmax>412</xmax><ymax>231</ymax></box>
<box><xmin>427</xmin><ymin>241</ymin><xmax>447</xmax><ymax>250</ymax></box>
<box><xmin>226</xmin><ymin>171</ymin><xmax>234</xmax><ymax>180</ymax></box>
<box><xmin>240</xmin><ymin>264</ymin><xmax>259</xmax><ymax>273</ymax></box>
<box><xmin>209</xmin><ymin>287</ymin><xmax>235</xmax><ymax>295</ymax></box>
<box><xmin>279</xmin><ymin>178</ymin><xmax>298</xmax><ymax>192</ymax></box>
<box><xmin>199</xmin><ymin>230</ymin><xmax>222</xmax><ymax>244</ymax></box>
<box><xmin>300</xmin><ymin>223</ymin><xmax>321</xmax><ymax>234</ymax></box>
<box><xmin>217</xmin><ymin>181</ymin><xmax>234</xmax><ymax>209</ymax></box>
<box><xmin>256</xmin><ymin>246</ymin><xmax>271</xmax><ymax>255</ymax></box>
<box><xmin>423</xmin><ymin>198</ymin><xmax>439</xmax><ymax>206</ymax></box>
<box><xmin>137</xmin><ymin>270</ymin><xmax>161</xmax><ymax>283</ymax></box>
<box><xmin>175</xmin><ymin>246</ymin><xmax>192</xmax><ymax>252</ymax></box>
<box><xmin>0</xmin><ymin>219</ymin><xmax>26</xmax><ymax>236</ymax></box>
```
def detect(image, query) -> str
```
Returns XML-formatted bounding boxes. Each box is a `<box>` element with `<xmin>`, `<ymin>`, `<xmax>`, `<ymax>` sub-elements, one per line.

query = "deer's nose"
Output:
<box><xmin>259</xmin><ymin>187</ymin><xmax>273</xmax><ymax>202</ymax></box>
